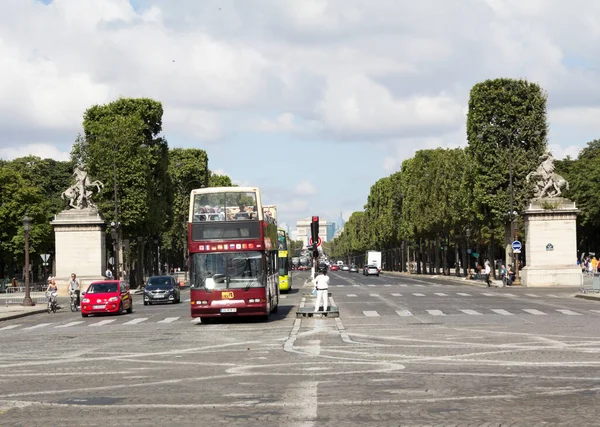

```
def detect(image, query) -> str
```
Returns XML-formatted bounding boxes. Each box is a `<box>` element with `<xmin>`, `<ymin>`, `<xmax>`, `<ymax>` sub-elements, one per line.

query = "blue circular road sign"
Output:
<box><xmin>512</xmin><ymin>241</ymin><xmax>522</xmax><ymax>251</ymax></box>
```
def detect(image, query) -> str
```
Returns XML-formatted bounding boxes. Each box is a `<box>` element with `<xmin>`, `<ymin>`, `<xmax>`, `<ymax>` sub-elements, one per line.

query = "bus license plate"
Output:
<box><xmin>220</xmin><ymin>308</ymin><xmax>237</xmax><ymax>313</ymax></box>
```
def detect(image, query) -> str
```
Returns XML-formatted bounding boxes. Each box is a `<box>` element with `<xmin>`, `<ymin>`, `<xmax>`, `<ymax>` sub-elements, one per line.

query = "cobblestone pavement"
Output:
<box><xmin>0</xmin><ymin>271</ymin><xmax>599</xmax><ymax>426</ymax></box>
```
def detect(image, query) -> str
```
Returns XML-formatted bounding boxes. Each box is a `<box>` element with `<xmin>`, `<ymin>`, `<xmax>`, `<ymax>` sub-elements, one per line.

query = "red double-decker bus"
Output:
<box><xmin>188</xmin><ymin>187</ymin><xmax>279</xmax><ymax>323</ymax></box>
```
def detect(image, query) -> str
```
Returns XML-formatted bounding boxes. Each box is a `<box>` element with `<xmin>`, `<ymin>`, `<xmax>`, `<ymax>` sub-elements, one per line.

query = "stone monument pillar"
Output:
<box><xmin>521</xmin><ymin>198</ymin><xmax>581</xmax><ymax>287</ymax></box>
<box><xmin>521</xmin><ymin>151</ymin><xmax>582</xmax><ymax>287</ymax></box>
<box><xmin>51</xmin><ymin>164</ymin><xmax>107</xmax><ymax>295</ymax></box>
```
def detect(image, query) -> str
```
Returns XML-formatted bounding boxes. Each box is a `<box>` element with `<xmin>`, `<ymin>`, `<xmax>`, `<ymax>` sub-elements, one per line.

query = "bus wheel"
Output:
<box><xmin>200</xmin><ymin>317</ymin><xmax>210</xmax><ymax>324</ymax></box>
<box><xmin>272</xmin><ymin>295</ymin><xmax>279</xmax><ymax>313</ymax></box>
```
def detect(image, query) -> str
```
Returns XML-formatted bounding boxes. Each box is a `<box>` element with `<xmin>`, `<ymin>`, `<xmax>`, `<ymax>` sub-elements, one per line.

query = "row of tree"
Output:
<box><xmin>329</xmin><ymin>78</ymin><xmax>596</xmax><ymax>275</ymax></box>
<box><xmin>0</xmin><ymin>98</ymin><xmax>233</xmax><ymax>284</ymax></box>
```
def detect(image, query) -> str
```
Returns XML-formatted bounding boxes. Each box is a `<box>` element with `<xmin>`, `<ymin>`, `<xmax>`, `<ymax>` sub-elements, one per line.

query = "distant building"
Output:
<box><xmin>335</xmin><ymin>212</ymin><xmax>345</xmax><ymax>233</ymax></box>
<box><xmin>296</xmin><ymin>217</ymin><xmax>334</xmax><ymax>247</ymax></box>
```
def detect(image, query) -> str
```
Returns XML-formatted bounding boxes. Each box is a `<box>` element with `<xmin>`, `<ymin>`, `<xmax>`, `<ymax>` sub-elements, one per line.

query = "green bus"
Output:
<box><xmin>277</xmin><ymin>229</ymin><xmax>292</xmax><ymax>292</ymax></box>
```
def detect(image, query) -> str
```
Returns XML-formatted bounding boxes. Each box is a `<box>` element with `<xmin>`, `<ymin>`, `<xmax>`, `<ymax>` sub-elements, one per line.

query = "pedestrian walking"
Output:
<box><xmin>485</xmin><ymin>260</ymin><xmax>492</xmax><ymax>287</ymax></box>
<box><xmin>313</xmin><ymin>267</ymin><xmax>330</xmax><ymax>313</ymax></box>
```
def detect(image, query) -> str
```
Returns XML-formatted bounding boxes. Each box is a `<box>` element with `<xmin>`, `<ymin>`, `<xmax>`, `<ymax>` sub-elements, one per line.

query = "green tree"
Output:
<box><xmin>209</xmin><ymin>172</ymin><xmax>235</xmax><ymax>187</ymax></box>
<box><xmin>556</xmin><ymin>141</ymin><xmax>600</xmax><ymax>253</ymax></box>
<box><xmin>162</xmin><ymin>148</ymin><xmax>209</xmax><ymax>269</ymax></box>
<box><xmin>466</xmin><ymin>78</ymin><xmax>548</xmax><ymax>264</ymax></box>
<box><xmin>0</xmin><ymin>165</ymin><xmax>52</xmax><ymax>279</ymax></box>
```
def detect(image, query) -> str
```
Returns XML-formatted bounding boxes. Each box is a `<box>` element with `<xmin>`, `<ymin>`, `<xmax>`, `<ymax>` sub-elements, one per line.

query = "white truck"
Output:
<box><xmin>366</xmin><ymin>251</ymin><xmax>382</xmax><ymax>271</ymax></box>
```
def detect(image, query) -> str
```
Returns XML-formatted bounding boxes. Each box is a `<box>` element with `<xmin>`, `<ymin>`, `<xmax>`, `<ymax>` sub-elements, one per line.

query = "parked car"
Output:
<box><xmin>81</xmin><ymin>280</ymin><xmax>132</xmax><ymax>317</ymax></box>
<box><xmin>363</xmin><ymin>264</ymin><xmax>380</xmax><ymax>276</ymax></box>
<box><xmin>144</xmin><ymin>276</ymin><xmax>181</xmax><ymax>305</ymax></box>
<box><xmin>349</xmin><ymin>265</ymin><xmax>359</xmax><ymax>273</ymax></box>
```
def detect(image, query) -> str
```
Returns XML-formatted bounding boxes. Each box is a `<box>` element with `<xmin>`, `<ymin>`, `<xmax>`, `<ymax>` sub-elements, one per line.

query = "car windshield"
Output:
<box><xmin>192</xmin><ymin>191</ymin><xmax>258</xmax><ymax>222</ymax></box>
<box><xmin>190</xmin><ymin>251</ymin><xmax>264</xmax><ymax>290</ymax></box>
<box><xmin>146</xmin><ymin>277</ymin><xmax>173</xmax><ymax>288</ymax></box>
<box><xmin>87</xmin><ymin>283</ymin><xmax>118</xmax><ymax>293</ymax></box>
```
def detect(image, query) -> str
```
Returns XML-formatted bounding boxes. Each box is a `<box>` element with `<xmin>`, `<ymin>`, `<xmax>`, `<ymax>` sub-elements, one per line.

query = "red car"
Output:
<box><xmin>81</xmin><ymin>280</ymin><xmax>133</xmax><ymax>317</ymax></box>
<box><xmin>330</xmin><ymin>265</ymin><xmax>339</xmax><ymax>271</ymax></box>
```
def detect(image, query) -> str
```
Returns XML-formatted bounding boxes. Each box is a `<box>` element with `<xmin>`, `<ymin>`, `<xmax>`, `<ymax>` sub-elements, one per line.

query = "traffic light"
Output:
<box><xmin>311</xmin><ymin>216</ymin><xmax>319</xmax><ymax>251</ymax></box>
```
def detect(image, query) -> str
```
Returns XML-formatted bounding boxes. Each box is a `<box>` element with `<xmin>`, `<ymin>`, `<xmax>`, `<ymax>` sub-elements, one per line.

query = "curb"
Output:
<box><xmin>0</xmin><ymin>308</ymin><xmax>50</xmax><ymax>322</ymax></box>
<box><xmin>575</xmin><ymin>293</ymin><xmax>600</xmax><ymax>301</ymax></box>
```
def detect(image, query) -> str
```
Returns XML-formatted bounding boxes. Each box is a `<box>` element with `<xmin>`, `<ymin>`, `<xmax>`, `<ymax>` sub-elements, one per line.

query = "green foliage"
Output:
<box><xmin>209</xmin><ymin>172</ymin><xmax>235</xmax><ymax>187</ymax></box>
<box><xmin>161</xmin><ymin>148</ymin><xmax>209</xmax><ymax>266</ymax></box>
<box><xmin>556</xmin><ymin>140</ymin><xmax>600</xmax><ymax>250</ymax></box>
<box><xmin>466</xmin><ymin>78</ymin><xmax>548</xmax><ymax>225</ymax></box>
<box><xmin>0</xmin><ymin>165</ymin><xmax>54</xmax><ymax>274</ymax></box>
<box><xmin>78</xmin><ymin>98</ymin><xmax>169</xmax><ymax>240</ymax></box>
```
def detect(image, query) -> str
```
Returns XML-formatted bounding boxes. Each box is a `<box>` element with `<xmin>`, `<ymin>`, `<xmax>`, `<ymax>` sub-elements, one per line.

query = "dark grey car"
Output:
<box><xmin>143</xmin><ymin>276</ymin><xmax>181</xmax><ymax>305</ymax></box>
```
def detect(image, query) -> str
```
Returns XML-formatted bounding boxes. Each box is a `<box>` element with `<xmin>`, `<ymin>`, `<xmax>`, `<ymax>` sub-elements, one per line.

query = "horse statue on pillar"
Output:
<box><xmin>61</xmin><ymin>164</ymin><xmax>104</xmax><ymax>210</ymax></box>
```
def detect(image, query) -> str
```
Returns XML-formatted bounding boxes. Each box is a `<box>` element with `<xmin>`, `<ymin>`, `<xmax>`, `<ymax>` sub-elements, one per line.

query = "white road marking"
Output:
<box><xmin>0</xmin><ymin>324</ymin><xmax>21</xmax><ymax>331</ymax></box>
<box><xmin>525</xmin><ymin>294</ymin><xmax>538</xmax><ymax>298</ymax></box>
<box><xmin>157</xmin><ymin>317</ymin><xmax>180</xmax><ymax>324</ymax></box>
<box><xmin>460</xmin><ymin>309</ymin><xmax>483</xmax><ymax>316</ymax></box>
<box><xmin>346</xmin><ymin>294</ymin><xmax>357</xmax><ymax>297</ymax></box>
<box><xmin>384</xmin><ymin>284</ymin><xmax>391</xmax><ymax>287</ymax></box>
<box><xmin>482</xmin><ymin>293</ymin><xmax>495</xmax><ymax>296</ymax></box>
<box><xmin>363</xmin><ymin>311</ymin><xmax>380</xmax><ymax>317</ymax></box>
<box><xmin>502</xmin><ymin>293</ymin><xmax>517</xmax><ymax>297</ymax></box>
<box><xmin>591</xmin><ymin>310</ymin><xmax>600</xmax><ymax>314</ymax></box>
<box><xmin>396</xmin><ymin>310</ymin><xmax>413</xmax><ymax>317</ymax></box>
<box><xmin>184</xmin><ymin>299</ymin><xmax>191</xmax><ymax>302</ymax></box>
<box><xmin>457</xmin><ymin>293</ymin><xmax>471</xmax><ymax>296</ymax></box>
<box><xmin>523</xmin><ymin>309</ymin><xmax>546</xmax><ymax>315</ymax></box>
<box><xmin>435</xmin><ymin>293</ymin><xmax>447</xmax><ymax>296</ymax></box>
<box><xmin>491</xmin><ymin>309</ymin><xmax>514</xmax><ymax>315</ymax></box>
<box><xmin>400</xmin><ymin>284</ymin><xmax>408</xmax><ymax>287</ymax></box>
<box><xmin>391</xmin><ymin>293</ymin><xmax>402</xmax><ymax>297</ymax></box>
<box><xmin>55</xmin><ymin>321</ymin><xmax>84</xmax><ymax>328</ymax></box>
<box><xmin>352</xmin><ymin>284</ymin><xmax>360</xmax><ymax>287</ymax></box>
<box><xmin>547</xmin><ymin>294</ymin><xmax>560</xmax><ymax>298</ymax></box>
<box><xmin>414</xmin><ymin>284</ymin><xmax>425</xmax><ymax>287</ymax></box>
<box><xmin>369</xmin><ymin>294</ymin><xmax>379</xmax><ymax>297</ymax></box>
<box><xmin>23</xmin><ymin>323</ymin><xmax>52</xmax><ymax>330</ymax></box>
<box><xmin>556</xmin><ymin>309</ymin><xmax>581</xmax><ymax>316</ymax></box>
<box><xmin>368</xmin><ymin>284</ymin><xmax>375</xmax><ymax>287</ymax></box>
<box><xmin>427</xmin><ymin>310</ymin><xmax>445</xmax><ymax>316</ymax></box>
<box><xmin>413</xmin><ymin>293</ymin><xmax>425</xmax><ymax>296</ymax></box>
<box><xmin>123</xmin><ymin>318</ymin><xmax>148</xmax><ymax>325</ymax></box>
<box><xmin>89</xmin><ymin>319</ymin><xmax>116</xmax><ymax>327</ymax></box>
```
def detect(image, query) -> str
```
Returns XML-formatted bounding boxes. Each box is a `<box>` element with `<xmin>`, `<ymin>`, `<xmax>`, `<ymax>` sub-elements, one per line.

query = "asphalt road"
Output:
<box><xmin>1</xmin><ymin>270</ymin><xmax>600</xmax><ymax>426</ymax></box>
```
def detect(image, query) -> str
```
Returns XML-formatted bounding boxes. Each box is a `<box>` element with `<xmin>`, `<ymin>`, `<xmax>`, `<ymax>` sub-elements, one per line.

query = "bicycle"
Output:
<box><xmin>70</xmin><ymin>290</ymin><xmax>80</xmax><ymax>312</ymax></box>
<box><xmin>46</xmin><ymin>291</ymin><xmax>58</xmax><ymax>313</ymax></box>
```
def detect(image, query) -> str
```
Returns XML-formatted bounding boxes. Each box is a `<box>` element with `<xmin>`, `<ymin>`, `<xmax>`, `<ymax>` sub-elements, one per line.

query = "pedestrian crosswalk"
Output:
<box><xmin>350</xmin><ymin>308</ymin><xmax>598</xmax><ymax>317</ymax></box>
<box><xmin>349</xmin><ymin>308</ymin><xmax>596</xmax><ymax>317</ymax></box>
<box><xmin>340</xmin><ymin>291</ymin><xmax>566</xmax><ymax>299</ymax></box>
<box><xmin>0</xmin><ymin>316</ymin><xmax>189</xmax><ymax>332</ymax></box>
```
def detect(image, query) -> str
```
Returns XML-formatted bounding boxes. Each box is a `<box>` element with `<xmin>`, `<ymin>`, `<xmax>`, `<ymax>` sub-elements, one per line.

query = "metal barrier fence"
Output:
<box><xmin>3</xmin><ymin>284</ymin><xmax>48</xmax><ymax>306</ymax></box>
<box><xmin>581</xmin><ymin>272</ymin><xmax>600</xmax><ymax>293</ymax></box>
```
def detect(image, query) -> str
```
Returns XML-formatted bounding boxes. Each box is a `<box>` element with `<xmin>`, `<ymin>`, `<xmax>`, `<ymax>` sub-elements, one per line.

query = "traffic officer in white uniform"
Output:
<box><xmin>314</xmin><ymin>267</ymin><xmax>330</xmax><ymax>312</ymax></box>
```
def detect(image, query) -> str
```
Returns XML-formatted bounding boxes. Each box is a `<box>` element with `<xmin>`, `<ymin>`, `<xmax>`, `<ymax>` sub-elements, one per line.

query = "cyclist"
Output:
<box><xmin>69</xmin><ymin>273</ymin><xmax>81</xmax><ymax>307</ymax></box>
<box><xmin>46</xmin><ymin>278</ymin><xmax>58</xmax><ymax>305</ymax></box>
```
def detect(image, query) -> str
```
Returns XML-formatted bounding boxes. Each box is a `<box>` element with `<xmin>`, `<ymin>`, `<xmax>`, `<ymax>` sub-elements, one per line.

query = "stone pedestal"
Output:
<box><xmin>521</xmin><ymin>198</ymin><xmax>582</xmax><ymax>287</ymax></box>
<box><xmin>51</xmin><ymin>209</ymin><xmax>107</xmax><ymax>296</ymax></box>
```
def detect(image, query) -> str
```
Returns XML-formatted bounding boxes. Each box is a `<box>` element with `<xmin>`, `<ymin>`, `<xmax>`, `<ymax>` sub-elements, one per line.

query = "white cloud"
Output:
<box><xmin>294</xmin><ymin>180</ymin><xmax>317</xmax><ymax>196</ymax></box>
<box><xmin>0</xmin><ymin>144</ymin><xmax>71</xmax><ymax>161</ymax></box>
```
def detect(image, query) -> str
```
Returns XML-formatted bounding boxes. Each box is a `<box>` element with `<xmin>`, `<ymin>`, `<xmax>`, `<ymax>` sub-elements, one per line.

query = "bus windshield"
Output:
<box><xmin>192</xmin><ymin>191</ymin><xmax>258</xmax><ymax>222</ymax></box>
<box><xmin>190</xmin><ymin>251</ymin><xmax>264</xmax><ymax>290</ymax></box>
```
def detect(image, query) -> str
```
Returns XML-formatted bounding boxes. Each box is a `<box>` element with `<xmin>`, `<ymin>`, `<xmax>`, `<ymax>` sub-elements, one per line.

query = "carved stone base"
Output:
<box><xmin>51</xmin><ymin>209</ymin><xmax>107</xmax><ymax>296</ymax></box>
<box><xmin>521</xmin><ymin>197</ymin><xmax>581</xmax><ymax>287</ymax></box>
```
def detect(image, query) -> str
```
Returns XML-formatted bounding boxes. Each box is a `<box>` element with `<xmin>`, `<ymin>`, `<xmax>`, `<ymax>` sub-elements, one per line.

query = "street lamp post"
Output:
<box><xmin>110</xmin><ymin>226</ymin><xmax>118</xmax><ymax>279</ymax></box>
<box><xmin>466</xmin><ymin>228</ymin><xmax>471</xmax><ymax>277</ymax></box>
<box><xmin>22</xmin><ymin>215</ymin><xmax>34</xmax><ymax>306</ymax></box>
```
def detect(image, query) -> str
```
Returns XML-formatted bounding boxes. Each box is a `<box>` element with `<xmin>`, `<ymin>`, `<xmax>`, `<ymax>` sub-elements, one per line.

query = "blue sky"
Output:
<box><xmin>2</xmin><ymin>0</ymin><xmax>600</xmax><ymax>232</ymax></box>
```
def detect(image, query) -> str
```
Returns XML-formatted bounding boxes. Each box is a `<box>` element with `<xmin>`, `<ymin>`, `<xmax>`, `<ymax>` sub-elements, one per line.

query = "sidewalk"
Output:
<box><xmin>382</xmin><ymin>270</ymin><xmax>506</xmax><ymax>287</ymax></box>
<box><xmin>0</xmin><ymin>297</ymin><xmax>69</xmax><ymax>322</ymax></box>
